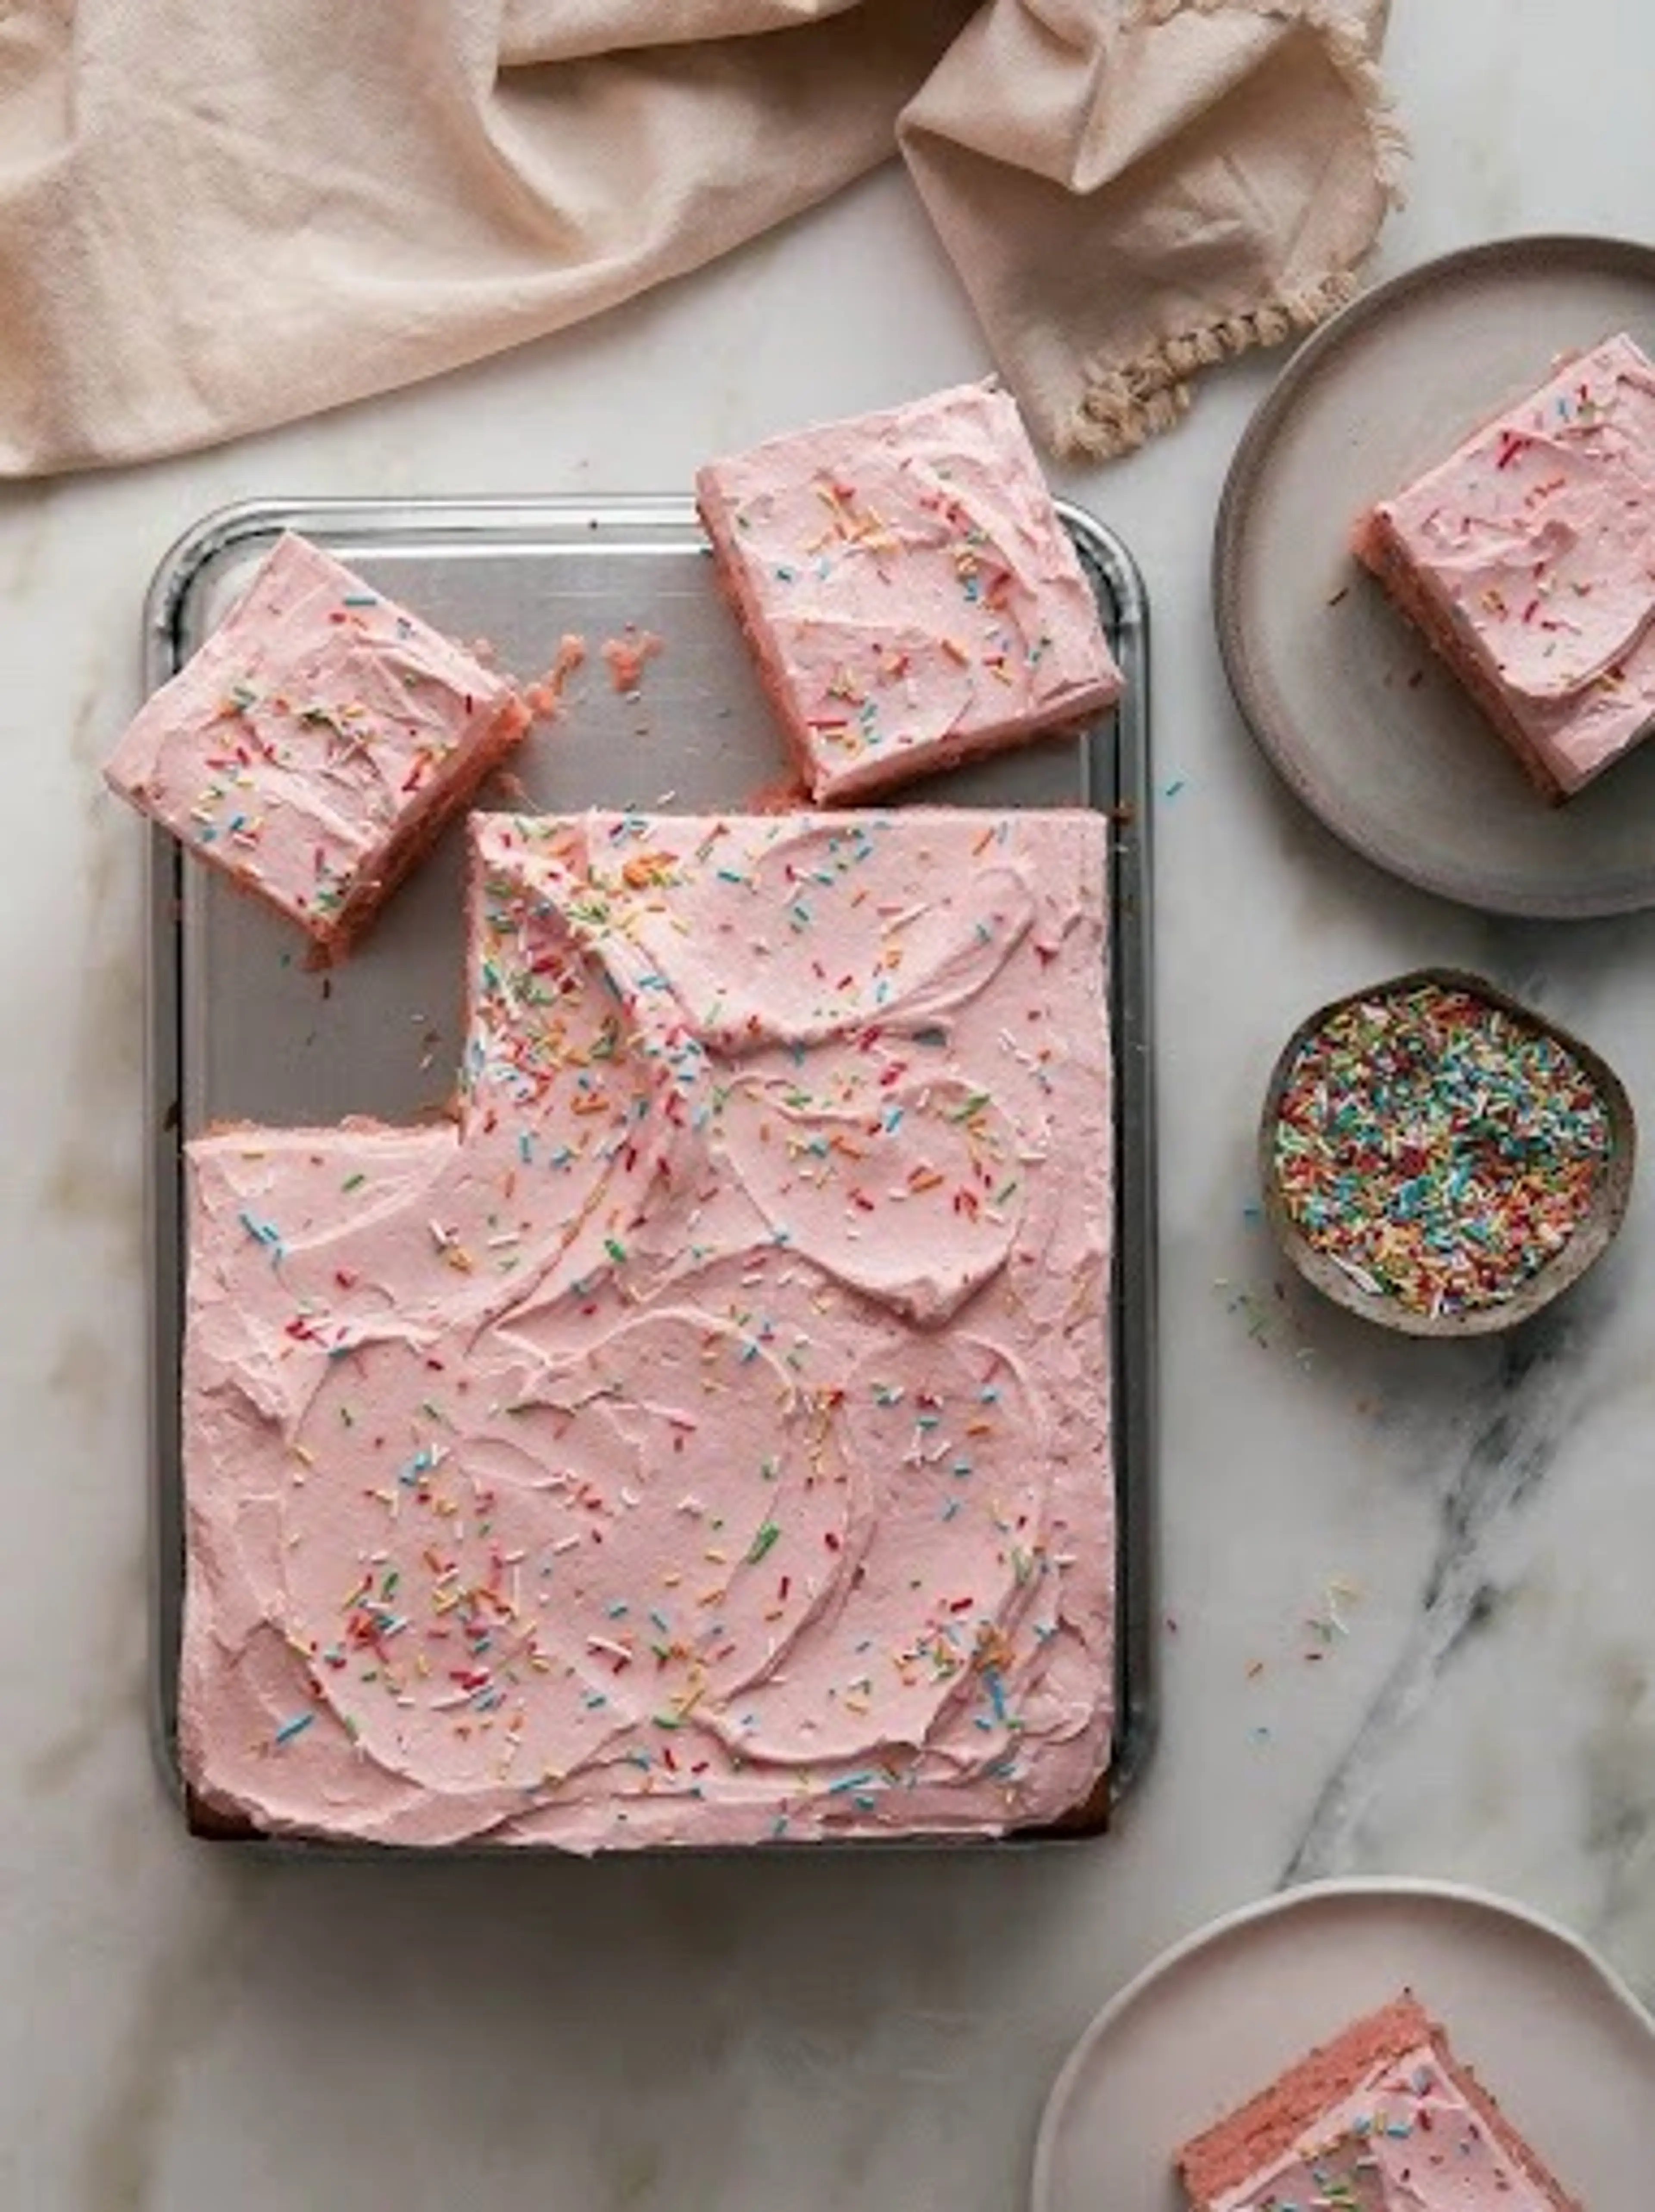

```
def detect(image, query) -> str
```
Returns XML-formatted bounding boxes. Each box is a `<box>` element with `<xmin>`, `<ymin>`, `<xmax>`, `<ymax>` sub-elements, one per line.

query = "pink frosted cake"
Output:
<box><xmin>180</xmin><ymin>807</ymin><xmax>1115</xmax><ymax>1849</ymax></box>
<box><xmin>1354</xmin><ymin>331</ymin><xmax>1655</xmax><ymax>800</ymax></box>
<box><xmin>1177</xmin><ymin>1992</ymin><xmax>1580</xmax><ymax>2211</ymax></box>
<box><xmin>695</xmin><ymin>383</ymin><xmax>1124</xmax><ymax>804</ymax></box>
<box><xmin>106</xmin><ymin>533</ymin><xmax>530</xmax><ymax>958</ymax></box>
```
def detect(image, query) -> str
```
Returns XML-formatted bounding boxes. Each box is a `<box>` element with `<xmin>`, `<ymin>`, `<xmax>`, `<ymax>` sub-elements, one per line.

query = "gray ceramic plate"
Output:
<box><xmin>1215</xmin><ymin>234</ymin><xmax>1655</xmax><ymax>918</ymax></box>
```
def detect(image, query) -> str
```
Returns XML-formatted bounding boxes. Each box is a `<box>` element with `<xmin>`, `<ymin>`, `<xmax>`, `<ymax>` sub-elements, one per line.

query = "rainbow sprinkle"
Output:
<box><xmin>1273</xmin><ymin>980</ymin><xmax>1611</xmax><ymax>1316</ymax></box>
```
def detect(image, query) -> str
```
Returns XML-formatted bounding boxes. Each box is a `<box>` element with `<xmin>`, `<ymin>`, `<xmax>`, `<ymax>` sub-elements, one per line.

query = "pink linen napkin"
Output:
<box><xmin>0</xmin><ymin>0</ymin><xmax>1398</xmax><ymax>475</ymax></box>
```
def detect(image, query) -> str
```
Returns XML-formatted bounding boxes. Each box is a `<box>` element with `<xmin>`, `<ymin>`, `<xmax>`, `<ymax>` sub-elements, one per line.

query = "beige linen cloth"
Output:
<box><xmin>0</xmin><ymin>0</ymin><xmax>1400</xmax><ymax>477</ymax></box>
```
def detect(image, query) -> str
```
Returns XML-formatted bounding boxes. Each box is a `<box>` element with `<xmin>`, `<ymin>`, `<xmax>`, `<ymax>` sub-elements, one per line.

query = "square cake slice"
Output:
<box><xmin>696</xmin><ymin>383</ymin><xmax>1124</xmax><ymax>803</ymax></box>
<box><xmin>179</xmin><ymin>808</ymin><xmax>1115</xmax><ymax>1850</ymax></box>
<box><xmin>1354</xmin><ymin>331</ymin><xmax>1655</xmax><ymax>800</ymax></box>
<box><xmin>105</xmin><ymin>532</ymin><xmax>530</xmax><ymax>958</ymax></box>
<box><xmin>1177</xmin><ymin>1991</ymin><xmax>1581</xmax><ymax>2211</ymax></box>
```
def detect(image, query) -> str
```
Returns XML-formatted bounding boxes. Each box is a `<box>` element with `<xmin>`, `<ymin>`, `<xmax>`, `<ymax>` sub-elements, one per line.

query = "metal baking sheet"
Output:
<box><xmin>144</xmin><ymin>495</ymin><xmax>1157</xmax><ymax>1843</ymax></box>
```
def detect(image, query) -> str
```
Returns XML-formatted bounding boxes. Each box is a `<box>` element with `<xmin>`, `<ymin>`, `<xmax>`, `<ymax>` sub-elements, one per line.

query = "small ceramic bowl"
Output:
<box><xmin>1259</xmin><ymin>966</ymin><xmax>1636</xmax><ymax>1338</ymax></box>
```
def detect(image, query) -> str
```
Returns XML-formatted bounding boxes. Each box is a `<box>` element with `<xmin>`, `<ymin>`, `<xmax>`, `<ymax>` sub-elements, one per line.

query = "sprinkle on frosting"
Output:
<box><xmin>179</xmin><ymin>808</ymin><xmax>1115</xmax><ymax>1850</ymax></box>
<box><xmin>1272</xmin><ymin>980</ymin><xmax>1611</xmax><ymax>1317</ymax></box>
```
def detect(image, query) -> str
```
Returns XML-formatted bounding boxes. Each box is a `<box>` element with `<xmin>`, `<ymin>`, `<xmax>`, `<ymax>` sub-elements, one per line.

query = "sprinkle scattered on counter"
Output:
<box><xmin>1273</xmin><ymin>980</ymin><xmax>1611</xmax><ymax>1317</ymax></box>
<box><xmin>1238</xmin><ymin>1575</ymin><xmax>1365</xmax><ymax>1750</ymax></box>
<box><xmin>1302</xmin><ymin>1574</ymin><xmax>1361</xmax><ymax>1661</ymax></box>
<box><xmin>1215</xmin><ymin>1277</ymin><xmax>1277</xmax><ymax>1347</ymax></box>
<box><xmin>1212</xmin><ymin>1276</ymin><xmax>1315</xmax><ymax>1367</ymax></box>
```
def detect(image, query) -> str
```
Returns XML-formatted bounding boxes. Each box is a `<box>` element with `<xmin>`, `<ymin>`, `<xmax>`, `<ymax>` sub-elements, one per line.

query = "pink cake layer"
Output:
<box><xmin>1177</xmin><ymin>1991</ymin><xmax>1580</xmax><ymax>2212</ymax></box>
<box><xmin>105</xmin><ymin>532</ymin><xmax>530</xmax><ymax>958</ymax></box>
<box><xmin>695</xmin><ymin>382</ymin><xmax>1123</xmax><ymax>805</ymax></box>
<box><xmin>1354</xmin><ymin>331</ymin><xmax>1655</xmax><ymax>801</ymax></box>
<box><xmin>179</xmin><ymin>807</ymin><xmax>1115</xmax><ymax>1850</ymax></box>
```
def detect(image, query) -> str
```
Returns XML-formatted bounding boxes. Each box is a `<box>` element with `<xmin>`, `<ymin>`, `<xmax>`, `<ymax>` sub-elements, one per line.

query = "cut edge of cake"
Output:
<box><xmin>309</xmin><ymin>690</ymin><xmax>529</xmax><ymax>961</ymax></box>
<box><xmin>1352</xmin><ymin>503</ymin><xmax>1581</xmax><ymax>802</ymax></box>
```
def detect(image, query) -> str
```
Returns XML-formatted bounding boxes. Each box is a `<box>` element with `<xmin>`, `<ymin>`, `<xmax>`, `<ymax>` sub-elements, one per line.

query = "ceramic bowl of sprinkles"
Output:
<box><xmin>1261</xmin><ymin>968</ymin><xmax>1635</xmax><ymax>1338</ymax></box>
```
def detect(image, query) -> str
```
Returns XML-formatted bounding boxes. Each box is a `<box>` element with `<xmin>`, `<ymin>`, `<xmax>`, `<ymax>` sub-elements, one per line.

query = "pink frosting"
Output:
<box><xmin>1374</xmin><ymin>332</ymin><xmax>1655</xmax><ymax>791</ymax></box>
<box><xmin>180</xmin><ymin>808</ymin><xmax>1115</xmax><ymax>1849</ymax></box>
<box><xmin>696</xmin><ymin>383</ymin><xmax>1123</xmax><ymax>803</ymax></box>
<box><xmin>105</xmin><ymin>532</ymin><xmax>527</xmax><ymax>942</ymax></box>
<box><xmin>1211</xmin><ymin>2041</ymin><xmax>1564</xmax><ymax>2212</ymax></box>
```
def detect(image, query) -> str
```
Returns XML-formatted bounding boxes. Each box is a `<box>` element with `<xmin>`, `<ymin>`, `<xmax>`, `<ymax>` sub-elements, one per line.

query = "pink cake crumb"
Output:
<box><xmin>601</xmin><ymin>627</ymin><xmax>663</xmax><ymax>693</ymax></box>
<box><xmin>104</xmin><ymin>532</ymin><xmax>529</xmax><ymax>962</ymax></box>
<box><xmin>696</xmin><ymin>381</ymin><xmax>1123</xmax><ymax>805</ymax></box>
<box><xmin>744</xmin><ymin>771</ymin><xmax>812</xmax><ymax>815</ymax></box>
<box><xmin>524</xmin><ymin>633</ymin><xmax>588</xmax><ymax>721</ymax></box>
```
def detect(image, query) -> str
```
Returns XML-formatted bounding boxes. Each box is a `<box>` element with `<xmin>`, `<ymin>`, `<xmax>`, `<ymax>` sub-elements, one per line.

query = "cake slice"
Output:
<box><xmin>1177</xmin><ymin>1991</ymin><xmax>1580</xmax><ymax>2210</ymax></box>
<box><xmin>696</xmin><ymin>382</ymin><xmax>1123</xmax><ymax>803</ymax></box>
<box><xmin>105</xmin><ymin>531</ymin><xmax>530</xmax><ymax>959</ymax></box>
<box><xmin>1354</xmin><ymin>331</ymin><xmax>1655</xmax><ymax>801</ymax></box>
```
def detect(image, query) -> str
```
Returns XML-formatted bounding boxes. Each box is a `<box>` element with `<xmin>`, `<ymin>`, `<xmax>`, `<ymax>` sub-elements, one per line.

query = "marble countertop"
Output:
<box><xmin>8</xmin><ymin>3</ymin><xmax>1655</xmax><ymax>2204</ymax></box>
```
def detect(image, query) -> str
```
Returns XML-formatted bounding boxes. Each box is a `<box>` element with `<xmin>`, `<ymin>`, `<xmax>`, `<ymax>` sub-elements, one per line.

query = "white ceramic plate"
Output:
<box><xmin>1031</xmin><ymin>1877</ymin><xmax>1655</xmax><ymax>2210</ymax></box>
<box><xmin>1215</xmin><ymin>234</ymin><xmax>1655</xmax><ymax>917</ymax></box>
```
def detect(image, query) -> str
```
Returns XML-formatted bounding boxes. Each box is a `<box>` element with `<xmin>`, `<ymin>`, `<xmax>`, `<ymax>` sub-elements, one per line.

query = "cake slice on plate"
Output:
<box><xmin>106</xmin><ymin>531</ymin><xmax>530</xmax><ymax>960</ymax></box>
<box><xmin>696</xmin><ymin>382</ymin><xmax>1123</xmax><ymax>804</ymax></box>
<box><xmin>1176</xmin><ymin>1990</ymin><xmax>1580</xmax><ymax>2210</ymax></box>
<box><xmin>1354</xmin><ymin>331</ymin><xmax>1655</xmax><ymax>801</ymax></box>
